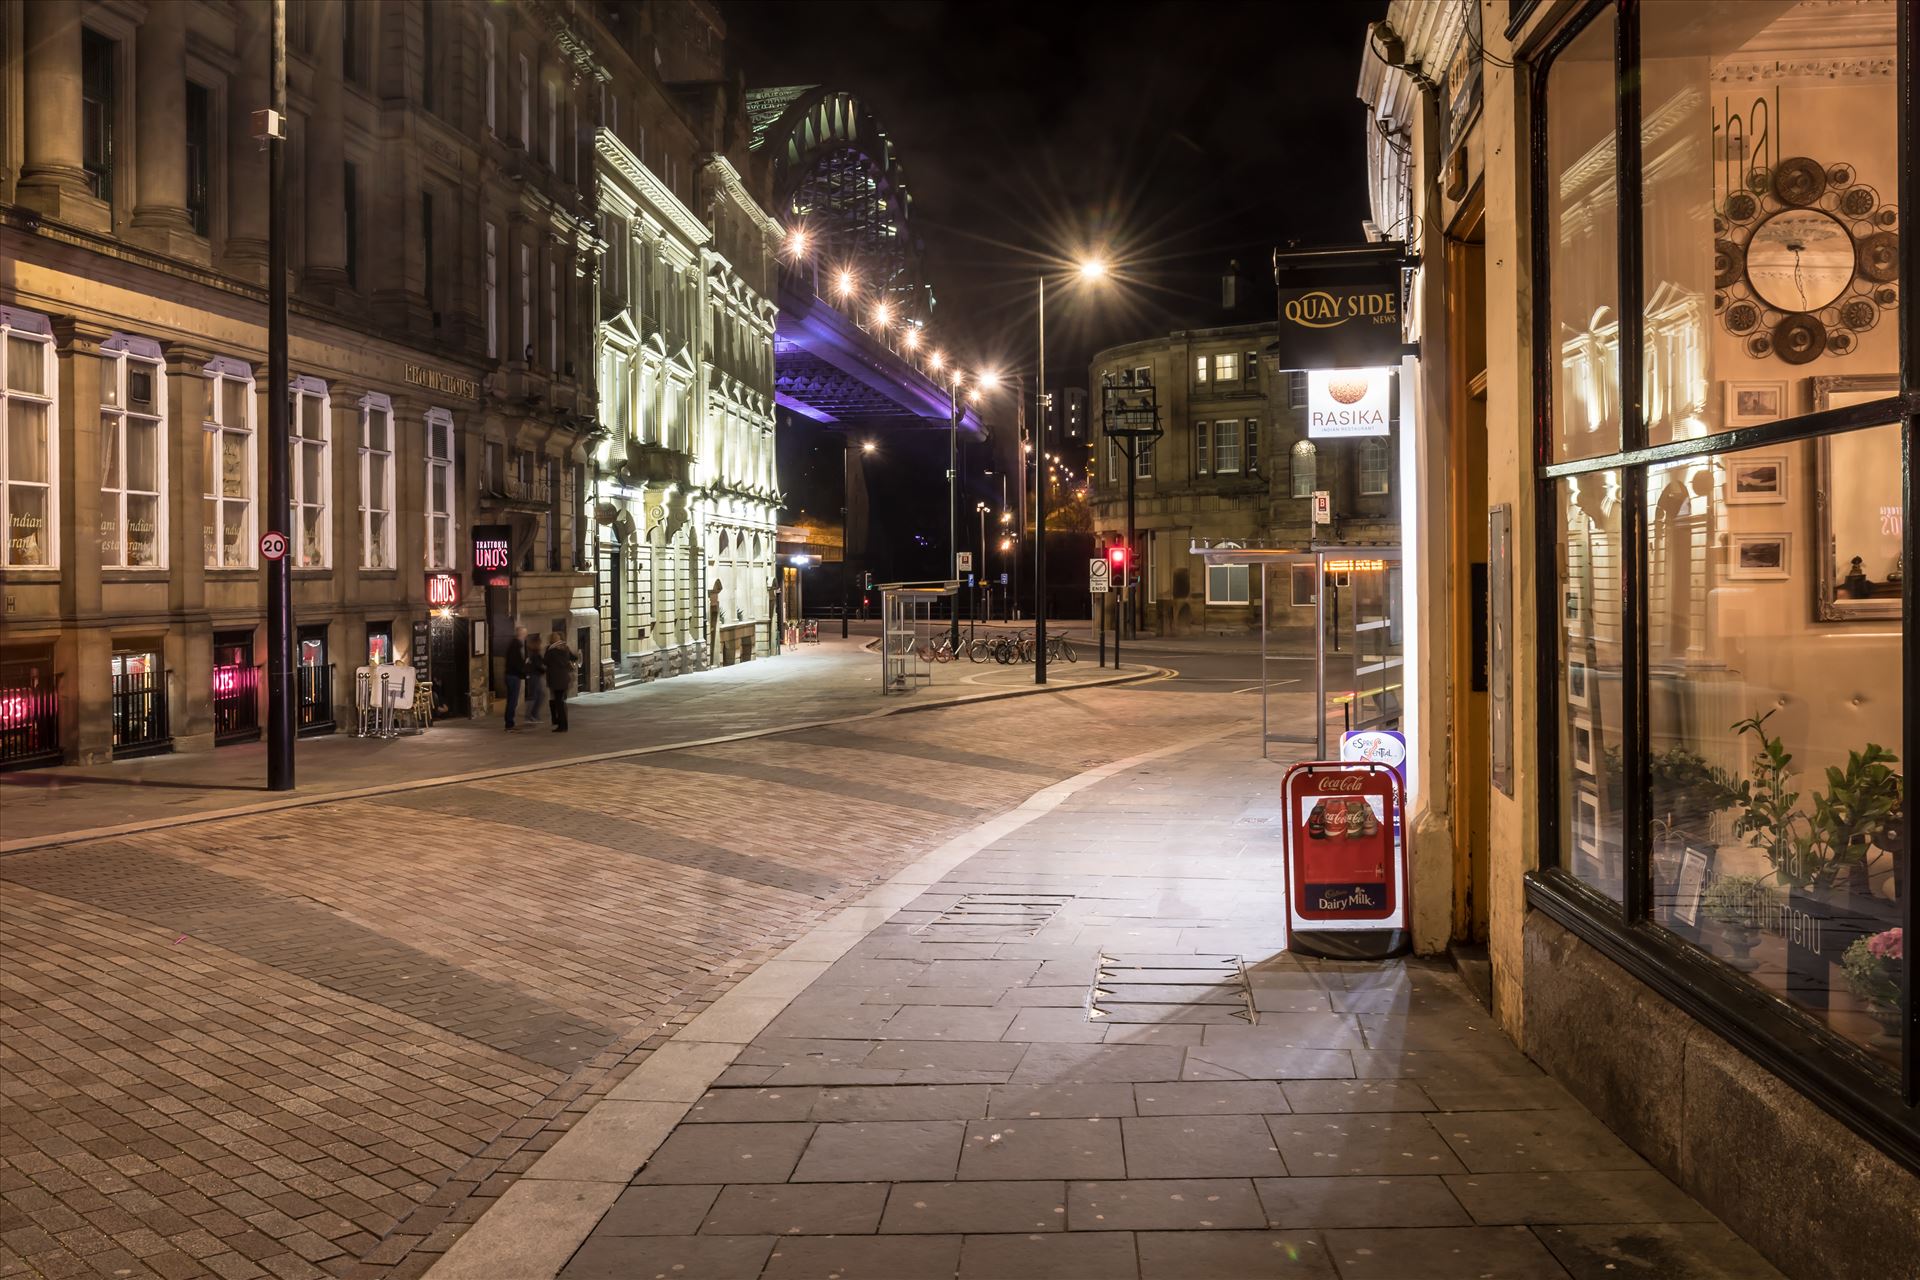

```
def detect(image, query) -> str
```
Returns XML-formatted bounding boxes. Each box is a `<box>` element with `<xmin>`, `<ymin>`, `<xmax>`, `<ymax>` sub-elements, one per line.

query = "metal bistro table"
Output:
<box><xmin>1189</xmin><ymin>539</ymin><xmax>1404</xmax><ymax>759</ymax></box>
<box><xmin>878</xmin><ymin>580</ymin><xmax>959</xmax><ymax>695</ymax></box>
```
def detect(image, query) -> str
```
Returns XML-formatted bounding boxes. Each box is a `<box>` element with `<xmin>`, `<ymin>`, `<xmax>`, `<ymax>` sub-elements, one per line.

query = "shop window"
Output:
<box><xmin>425</xmin><ymin>410</ymin><xmax>456</xmax><ymax>569</ymax></box>
<box><xmin>366</xmin><ymin>622</ymin><xmax>392</xmax><ymax>667</ymax></box>
<box><xmin>1544</xmin><ymin>9</ymin><xmax>1619</xmax><ymax>461</ymax></box>
<box><xmin>110</xmin><ymin>650</ymin><xmax>168</xmax><ymax>756</ymax></box>
<box><xmin>1</xmin><ymin>309</ymin><xmax>57</xmax><ymax>568</ymax></box>
<box><xmin>1290</xmin><ymin>440</ymin><xmax>1317</xmax><ymax>499</ymax></box>
<box><xmin>297</xmin><ymin>626</ymin><xmax>333</xmax><ymax>734</ymax></box>
<box><xmin>211</xmin><ymin>633</ymin><xmax>259</xmax><ymax>744</ymax></box>
<box><xmin>203</xmin><ymin>358</ymin><xmax>254</xmax><ymax>568</ymax></box>
<box><xmin>1214</xmin><ymin>420</ymin><xmax>1241</xmax><ymax>474</ymax></box>
<box><xmin>358</xmin><ymin>394</ymin><xmax>394</xmax><ymax>570</ymax></box>
<box><xmin>99</xmin><ymin>337</ymin><xmax>166</xmax><ymax>569</ymax></box>
<box><xmin>1533</xmin><ymin>0</ymin><xmax>1911</xmax><ymax>1150</ymax></box>
<box><xmin>1206</xmin><ymin>563</ymin><xmax>1250</xmax><ymax>606</ymax></box>
<box><xmin>289</xmin><ymin>378</ymin><xmax>330</xmax><ymax>567</ymax></box>
<box><xmin>1359</xmin><ymin>438</ymin><xmax>1390</xmax><ymax>496</ymax></box>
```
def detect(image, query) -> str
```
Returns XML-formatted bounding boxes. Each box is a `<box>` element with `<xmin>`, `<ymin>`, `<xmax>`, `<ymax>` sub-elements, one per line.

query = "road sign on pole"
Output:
<box><xmin>259</xmin><ymin>531</ymin><xmax>289</xmax><ymax>561</ymax></box>
<box><xmin>956</xmin><ymin>551</ymin><xmax>973</xmax><ymax>572</ymax></box>
<box><xmin>1088</xmin><ymin>557</ymin><xmax>1111</xmax><ymax>593</ymax></box>
<box><xmin>1312</xmin><ymin>490</ymin><xmax>1332</xmax><ymax>525</ymax></box>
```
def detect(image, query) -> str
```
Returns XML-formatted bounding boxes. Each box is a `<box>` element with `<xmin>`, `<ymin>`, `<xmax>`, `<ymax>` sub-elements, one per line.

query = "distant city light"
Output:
<box><xmin>929</xmin><ymin>351</ymin><xmax>944</xmax><ymax>370</ymax></box>
<box><xmin>862</xmin><ymin>440</ymin><xmax>877</xmax><ymax>454</ymax></box>
<box><xmin>872</xmin><ymin>303</ymin><xmax>891</xmax><ymax>328</ymax></box>
<box><xmin>836</xmin><ymin>271</ymin><xmax>855</xmax><ymax>297</ymax></box>
<box><xmin>791</xmin><ymin>553</ymin><xmax>813</xmax><ymax>566</ymax></box>
<box><xmin>903</xmin><ymin>329</ymin><xmax>920</xmax><ymax>350</ymax></box>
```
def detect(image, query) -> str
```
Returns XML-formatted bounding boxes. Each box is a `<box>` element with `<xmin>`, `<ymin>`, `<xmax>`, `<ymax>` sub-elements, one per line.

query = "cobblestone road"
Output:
<box><xmin>0</xmin><ymin>687</ymin><xmax>1242</xmax><ymax>1280</ymax></box>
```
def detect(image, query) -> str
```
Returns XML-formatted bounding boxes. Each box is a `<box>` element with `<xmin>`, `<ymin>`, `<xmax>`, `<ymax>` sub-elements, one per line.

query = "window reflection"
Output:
<box><xmin>1547</xmin><ymin>11</ymin><xmax>1620</xmax><ymax>461</ymax></box>
<box><xmin>1648</xmin><ymin>438</ymin><xmax>1905</xmax><ymax>1068</ymax></box>
<box><xmin>1557</xmin><ymin>472</ymin><xmax>1626</xmax><ymax>902</ymax></box>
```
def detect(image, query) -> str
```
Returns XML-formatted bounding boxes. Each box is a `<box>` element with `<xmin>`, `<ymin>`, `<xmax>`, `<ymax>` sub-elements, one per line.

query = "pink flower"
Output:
<box><xmin>1866</xmin><ymin>928</ymin><xmax>1902</xmax><ymax>962</ymax></box>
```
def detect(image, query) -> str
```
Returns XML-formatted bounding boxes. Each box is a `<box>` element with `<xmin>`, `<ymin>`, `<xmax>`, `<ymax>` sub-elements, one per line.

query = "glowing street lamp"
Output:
<box><xmin>872</xmin><ymin>302</ymin><xmax>891</xmax><ymax>328</ymax></box>
<box><xmin>861</xmin><ymin>440</ymin><xmax>877</xmax><ymax>454</ymax></box>
<box><xmin>836</xmin><ymin>270</ymin><xmax>855</xmax><ymax>299</ymax></box>
<box><xmin>1079</xmin><ymin>258</ymin><xmax>1109</xmax><ymax>282</ymax></box>
<box><xmin>929</xmin><ymin>350</ymin><xmax>944</xmax><ymax>372</ymax></box>
<box><xmin>902</xmin><ymin>328</ymin><xmax>920</xmax><ymax>351</ymax></box>
<box><xmin>785</xmin><ymin>229</ymin><xmax>808</xmax><ymax>258</ymax></box>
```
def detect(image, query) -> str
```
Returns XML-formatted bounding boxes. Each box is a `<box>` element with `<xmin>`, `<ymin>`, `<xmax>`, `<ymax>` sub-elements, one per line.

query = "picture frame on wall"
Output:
<box><xmin>1724</xmin><ymin>380</ymin><xmax>1787</xmax><ymax>428</ymax></box>
<box><xmin>1728</xmin><ymin>532</ymin><xmax>1792</xmax><ymax>580</ymax></box>
<box><xmin>1573</xmin><ymin>722</ymin><xmax>1596</xmax><ymax>774</ymax></box>
<box><xmin>1575</xmin><ymin>788</ymin><xmax>1601</xmax><ymax>854</ymax></box>
<box><xmin>1725</xmin><ymin>455</ymin><xmax>1788</xmax><ymax>506</ymax></box>
<box><xmin>1567</xmin><ymin>659</ymin><xmax>1589</xmax><ymax>707</ymax></box>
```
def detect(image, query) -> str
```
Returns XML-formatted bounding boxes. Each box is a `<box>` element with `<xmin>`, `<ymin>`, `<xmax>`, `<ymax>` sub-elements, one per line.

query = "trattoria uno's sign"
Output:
<box><xmin>1272</xmin><ymin>243</ymin><xmax>1407</xmax><ymax>370</ymax></box>
<box><xmin>1307</xmin><ymin>368</ymin><xmax>1393</xmax><ymax>438</ymax></box>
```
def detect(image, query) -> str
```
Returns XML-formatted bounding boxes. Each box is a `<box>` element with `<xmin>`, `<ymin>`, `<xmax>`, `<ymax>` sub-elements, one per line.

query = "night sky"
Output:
<box><xmin>726</xmin><ymin>0</ymin><xmax>1386</xmax><ymax>385</ymax></box>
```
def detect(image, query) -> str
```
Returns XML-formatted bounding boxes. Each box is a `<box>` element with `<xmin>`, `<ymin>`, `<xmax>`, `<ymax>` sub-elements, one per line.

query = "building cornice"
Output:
<box><xmin>702</xmin><ymin>156</ymin><xmax>782</xmax><ymax>240</ymax></box>
<box><xmin>595</xmin><ymin>128</ymin><xmax>710</xmax><ymax>249</ymax></box>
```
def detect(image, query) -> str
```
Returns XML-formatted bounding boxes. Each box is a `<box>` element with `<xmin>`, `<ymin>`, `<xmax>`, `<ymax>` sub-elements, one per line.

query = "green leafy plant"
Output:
<box><xmin>1701</xmin><ymin>873</ymin><xmax>1771</xmax><ymax>929</ymax></box>
<box><xmin>1726</xmin><ymin>710</ymin><xmax>1904</xmax><ymax>896</ymax></box>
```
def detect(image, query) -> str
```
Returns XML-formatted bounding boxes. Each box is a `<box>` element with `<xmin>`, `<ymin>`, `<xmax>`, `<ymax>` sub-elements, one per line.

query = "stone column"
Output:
<box><xmin>129</xmin><ymin>1</ymin><xmax>203</xmax><ymax>259</ymax></box>
<box><xmin>302</xmin><ymin>0</ymin><xmax>349</xmax><ymax>296</ymax></box>
<box><xmin>18</xmin><ymin>0</ymin><xmax>109</xmax><ymax>231</ymax></box>
<box><xmin>53</xmin><ymin>321</ymin><xmax>112</xmax><ymax>762</ymax></box>
<box><xmin>225</xmin><ymin>2</ymin><xmax>270</xmax><ymax>277</ymax></box>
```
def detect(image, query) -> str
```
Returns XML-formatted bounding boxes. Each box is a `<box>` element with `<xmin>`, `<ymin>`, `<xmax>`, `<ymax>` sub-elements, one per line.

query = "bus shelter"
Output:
<box><xmin>1190</xmin><ymin>540</ymin><xmax>1404</xmax><ymax>759</ymax></box>
<box><xmin>878</xmin><ymin>581</ymin><xmax>959</xmax><ymax>695</ymax></box>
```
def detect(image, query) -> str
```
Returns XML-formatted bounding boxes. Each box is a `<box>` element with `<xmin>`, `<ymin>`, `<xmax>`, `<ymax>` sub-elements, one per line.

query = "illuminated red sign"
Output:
<box><xmin>1282</xmin><ymin>762</ymin><xmax>1406</xmax><ymax>934</ymax></box>
<box><xmin>212</xmin><ymin>666</ymin><xmax>240</xmax><ymax>695</ymax></box>
<box><xmin>0</xmin><ymin>693</ymin><xmax>27</xmax><ymax>727</ymax></box>
<box><xmin>472</xmin><ymin>525</ymin><xmax>513</xmax><ymax>585</ymax></box>
<box><xmin>426</xmin><ymin>572</ymin><xmax>461</xmax><ymax>609</ymax></box>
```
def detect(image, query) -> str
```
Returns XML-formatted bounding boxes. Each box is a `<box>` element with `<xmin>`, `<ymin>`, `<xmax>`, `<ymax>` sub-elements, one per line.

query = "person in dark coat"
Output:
<box><xmin>524</xmin><ymin>633</ymin><xmax>547</xmax><ymax>725</ymax></box>
<box><xmin>503</xmin><ymin>626</ymin><xmax>528</xmax><ymax>731</ymax></box>
<box><xmin>543</xmin><ymin>632</ymin><xmax>574</xmax><ymax>732</ymax></box>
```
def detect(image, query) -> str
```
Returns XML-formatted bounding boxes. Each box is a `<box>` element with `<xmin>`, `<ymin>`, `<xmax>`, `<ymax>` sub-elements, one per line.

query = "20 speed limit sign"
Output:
<box><xmin>260</xmin><ymin>531</ymin><xmax>289</xmax><ymax>560</ymax></box>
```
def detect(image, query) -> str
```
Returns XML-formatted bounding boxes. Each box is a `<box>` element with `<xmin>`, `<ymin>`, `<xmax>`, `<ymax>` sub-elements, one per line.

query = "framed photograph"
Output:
<box><xmin>1724</xmin><ymin>380</ymin><xmax>1787</xmax><ymax>427</ymax></box>
<box><xmin>1725</xmin><ymin>455</ymin><xmax>1787</xmax><ymax>505</ymax></box>
<box><xmin>1674</xmin><ymin>848</ymin><xmax>1710</xmax><ymax>927</ymax></box>
<box><xmin>1572</xmin><ymin>722</ymin><xmax>1596</xmax><ymax>774</ymax></box>
<box><xmin>1574</xmin><ymin>788</ymin><xmax>1601</xmax><ymax>853</ymax></box>
<box><xmin>1567</xmin><ymin>659</ymin><xmax>1589</xmax><ymax>707</ymax></box>
<box><xmin>1728</xmin><ymin>532</ymin><xmax>1792</xmax><ymax>580</ymax></box>
<box><xmin>471</xmin><ymin>624</ymin><xmax>488</xmax><ymax>658</ymax></box>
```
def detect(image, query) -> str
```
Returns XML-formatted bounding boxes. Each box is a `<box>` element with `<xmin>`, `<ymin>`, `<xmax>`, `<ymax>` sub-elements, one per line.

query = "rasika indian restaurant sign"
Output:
<box><xmin>1307</xmin><ymin>368</ymin><xmax>1393</xmax><ymax>438</ymax></box>
<box><xmin>1272</xmin><ymin>242</ymin><xmax>1408</xmax><ymax>370</ymax></box>
<box><xmin>472</xmin><ymin>525</ymin><xmax>513</xmax><ymax>586</ymax></box>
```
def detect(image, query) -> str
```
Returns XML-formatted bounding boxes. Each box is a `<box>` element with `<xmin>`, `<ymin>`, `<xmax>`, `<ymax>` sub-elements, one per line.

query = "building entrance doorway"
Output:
<box><xmin>427</xmin><ymin>616</ymin><xmax>470</xmax><ymax>719</ymax></box>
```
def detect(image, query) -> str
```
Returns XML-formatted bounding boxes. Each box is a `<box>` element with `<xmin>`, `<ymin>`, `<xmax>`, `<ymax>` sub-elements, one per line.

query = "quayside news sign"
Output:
<box><xmin>1272</xmin><ymin>243</ymin><xmax>1407</xmax><ymax>370</ymax></box>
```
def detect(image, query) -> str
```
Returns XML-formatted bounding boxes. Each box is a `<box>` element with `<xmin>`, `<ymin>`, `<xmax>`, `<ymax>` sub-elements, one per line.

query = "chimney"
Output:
<box><xmin>1222</xmin><ymin>259</ymin><xmax>1241</xmax><ymax>310</ymax></box>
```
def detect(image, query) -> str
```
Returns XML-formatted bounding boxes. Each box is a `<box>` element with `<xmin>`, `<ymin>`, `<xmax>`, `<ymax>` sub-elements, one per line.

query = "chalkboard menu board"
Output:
<box><xmin>411</xmin><ymin>621</ymin><xmax>431</xmax><ymax>688</ymax></box>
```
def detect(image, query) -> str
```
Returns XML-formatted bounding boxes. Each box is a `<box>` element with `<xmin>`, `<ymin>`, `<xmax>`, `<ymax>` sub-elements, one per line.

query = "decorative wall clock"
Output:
<box><xmin>1715</xmin><ymin>157</ymin><xmax>1898</xmax><ymax>363</ymax></box>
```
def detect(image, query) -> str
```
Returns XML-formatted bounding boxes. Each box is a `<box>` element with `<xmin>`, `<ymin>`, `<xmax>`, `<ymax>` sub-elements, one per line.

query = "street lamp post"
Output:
<box><xmin>948</xmin><ymin>375</ymin><xmax>962</xmax><ymax>652</ymax></box>
<box><xmin>976</xmin><ymin>501</ymin><xmax>989</xmax><ymax>633</ymax></box>
<box><xmin>264</xmin><ymin>0</ymin><xmax>294</xmax><ymax>791</ymax></box>
<box><xmin>1034</xmin><ymin>278</ymin><xmax>1049</xmax><ymax>683</ymax></box>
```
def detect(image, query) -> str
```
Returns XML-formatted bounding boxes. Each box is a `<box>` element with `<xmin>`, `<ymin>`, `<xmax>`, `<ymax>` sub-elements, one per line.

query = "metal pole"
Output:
<box><xmin>1125</xmin><ymin>447</ymin><xmax>1137</xmax><ymax>644</ymax></box>
<box><xmin>948</xmin><ymin>382</ymin><xmax>961</xmax><ymax>651</ymax></box>
<box><xmin>265</xmin><ymin>0</ymin><xmax>294</xmax><ymax>791</ymax></box>
<box><xmin>1260</xmin><ymin>564</ymin><xmax>1270</xmax><ymax>759</ymax></box>
<box><xmin>1033</xmin><ymin>276</ymin><xmax>1048</xmax><ymax>684</ymax></box>
<box><xmin>1315</xmin><ymin>551</ymin><xmax>1328</xmax><ymax>759</ymax></box>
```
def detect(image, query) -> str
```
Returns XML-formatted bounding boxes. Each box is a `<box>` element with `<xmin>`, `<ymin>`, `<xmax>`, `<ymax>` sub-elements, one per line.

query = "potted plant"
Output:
<box><xmin>1701</xmin><ymin>874</ymin><xmax>1771</xmax><ymax>971</ymax></box>
<box><xmin>1840</xmin><ymin>928</ymin><xmax>1903</xmax><ymax>1046</ymax></box>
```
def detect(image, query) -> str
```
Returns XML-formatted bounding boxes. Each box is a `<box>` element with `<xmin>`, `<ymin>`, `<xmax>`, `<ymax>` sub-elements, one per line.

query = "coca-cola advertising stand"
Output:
<box><xmin>1281</xmin><ymin>761</ymin><xmax>1409</xmax><ymax>960</ymax></box>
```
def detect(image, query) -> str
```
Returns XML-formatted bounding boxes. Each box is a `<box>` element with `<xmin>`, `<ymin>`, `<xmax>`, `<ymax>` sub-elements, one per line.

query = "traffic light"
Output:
<box><xmin>1107</xmin><ymin>544</ymin><xmax>1128</xmax><ymax>573</ymax></box>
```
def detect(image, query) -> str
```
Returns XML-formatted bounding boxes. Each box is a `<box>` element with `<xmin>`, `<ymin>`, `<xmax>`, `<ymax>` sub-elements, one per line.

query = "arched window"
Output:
<box><xmin>1359</xmin><ymin>439</ymin><xmax>1391</xmax><ymax>496</ymax></box>
<box><xmin>1290</xmin><ymin>440</ymin><xmax>1317</xmax><ymax>499</ymax></box>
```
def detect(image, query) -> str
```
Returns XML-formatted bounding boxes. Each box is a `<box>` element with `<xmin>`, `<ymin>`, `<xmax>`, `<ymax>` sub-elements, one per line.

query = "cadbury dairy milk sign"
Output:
<box><xmin>1307</xmin><ymin>368</ymin><xmax>1393</xmax><ymax>438</ymax></box>
<box><xmin>1272</xmin><ymin>243</ymin><xmax>1407</xmax><ymax>370</ymax></box>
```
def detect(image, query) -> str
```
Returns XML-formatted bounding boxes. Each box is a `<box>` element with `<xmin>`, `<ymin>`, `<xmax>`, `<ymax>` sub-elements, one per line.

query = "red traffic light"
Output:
<box><xmin>1107</xmin><ymin>545</ymin><xmax>1128</xmax><ymax>570</ymax></box>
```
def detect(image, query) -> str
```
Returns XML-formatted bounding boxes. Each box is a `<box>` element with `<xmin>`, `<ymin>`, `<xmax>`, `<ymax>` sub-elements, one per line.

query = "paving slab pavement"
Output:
<box><xmin>0</xmin><ymin>637</ymin><xmax>1157</xmax><ymax>852</ymax></box>
<box><xmin>431</xmin><ymin>736</ymin><xmax>1782</xmax><ymax>1280</ymax></box>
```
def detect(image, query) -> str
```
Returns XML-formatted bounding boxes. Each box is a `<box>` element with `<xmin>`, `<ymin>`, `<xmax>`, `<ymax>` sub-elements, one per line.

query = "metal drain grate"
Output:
<box><xmin>1089</xmin><ymin>953</ymin><xmax>1257</xmax><ymax>1025</ymax></box>
<box><xmin>919</xmin><ymin>893</ymin><xmax>1074</xmax><ymax>938</ymax></box>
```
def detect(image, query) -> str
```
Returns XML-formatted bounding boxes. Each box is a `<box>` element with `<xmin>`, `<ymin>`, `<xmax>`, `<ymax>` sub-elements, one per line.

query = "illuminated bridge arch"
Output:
<box><xmin>747</xmin><ymin>85</ymin><xmax>933</xmax><ymax>326</ymax></box>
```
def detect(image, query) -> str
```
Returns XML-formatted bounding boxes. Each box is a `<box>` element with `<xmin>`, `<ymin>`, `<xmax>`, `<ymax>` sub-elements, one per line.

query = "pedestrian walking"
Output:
<box><xmin>503</xmin><ymin>626</ymin><xmax>528</xmax><ymax>730</ymax></box>
<box><xmin>525</xmin><ymin>632</ymin><xmax>547</xmax><ymax>725</ymax></box>
<box><xmin>544</xmin><ymin>632</ymin><xmax>574</xmax><ymax>732</ymax></box>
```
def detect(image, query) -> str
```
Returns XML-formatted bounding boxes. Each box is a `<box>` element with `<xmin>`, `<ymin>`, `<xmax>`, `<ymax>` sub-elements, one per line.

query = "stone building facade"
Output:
<box><xmin>0</xmin><ymin>0</ymin><xmax>617</xmax><ymax>764</ymax></box>
<box><xmin>1089</xmin><ymin>320</ymin><xmax>1399</xmax><ymax>637</ymax></box>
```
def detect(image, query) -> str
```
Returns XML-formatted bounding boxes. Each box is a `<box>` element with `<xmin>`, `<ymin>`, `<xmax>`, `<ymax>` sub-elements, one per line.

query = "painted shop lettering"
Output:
<box><xmin>1284</xmin><ymin>290</ymin><xmax>1397</xmax><ymax>329</ymax></box>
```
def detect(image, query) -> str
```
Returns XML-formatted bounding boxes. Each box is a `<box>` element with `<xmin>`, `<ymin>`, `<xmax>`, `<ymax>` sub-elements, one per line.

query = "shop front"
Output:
<box><xmin>1375</xmin><ymin>1</ymin><xmax>1920</xmax><ymax>1271</ymax></box>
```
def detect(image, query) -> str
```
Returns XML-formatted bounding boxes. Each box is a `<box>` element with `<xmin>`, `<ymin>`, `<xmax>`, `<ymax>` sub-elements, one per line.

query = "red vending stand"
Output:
<box><xmin>1281</xmin><ymin>761</ymin><xmax>1409</xmax><ymax>960</ymax></box>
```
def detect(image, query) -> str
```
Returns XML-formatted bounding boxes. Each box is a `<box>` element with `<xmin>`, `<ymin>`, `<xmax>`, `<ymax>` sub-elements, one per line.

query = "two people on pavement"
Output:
<box><xmin>503</xmin><ymin>627</ymin><xmax>574</xmax><ymax>733</ymax></box>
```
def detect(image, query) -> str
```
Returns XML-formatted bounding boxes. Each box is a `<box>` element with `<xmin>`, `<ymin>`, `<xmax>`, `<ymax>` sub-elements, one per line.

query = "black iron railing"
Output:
<box><xmin>112</xmin><ymin>667</ymin><xmax>171</xmax><ymax>757</ymax></box>
<box><xmin>0</xmin><ymin>680</ymin><xmax>61</xmax><ymax>769</ymax></box>
<box><xmin>298</xmin><ymin>662</ymin><xmax>336</xmax><ymax>736</ymax></box>
<box><xmin>212</xmin><ymin>662</ymin><xmax>260</xmax><ymax>744</ymax></box>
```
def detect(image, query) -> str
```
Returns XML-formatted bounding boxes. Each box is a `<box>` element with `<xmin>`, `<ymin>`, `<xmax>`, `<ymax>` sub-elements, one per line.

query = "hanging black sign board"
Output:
<box><xmin>472</xmin><ymin>524</ymin><xmax>513</xmax><ymax>586</ymax></box>
<box><xmin>1272</xmin><ymin>242</ymin><xmax>1409</xmax><ymax>370</ymax></box>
